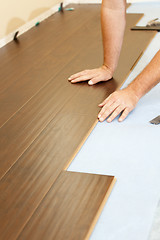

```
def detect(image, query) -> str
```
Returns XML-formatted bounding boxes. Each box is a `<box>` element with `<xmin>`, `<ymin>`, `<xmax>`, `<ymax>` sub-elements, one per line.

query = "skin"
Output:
<box><xmin>68</xmin><ymin>0</ymin><xmax>126</xmax><ymax>85</ymax></box>
<box><xmin>98</xmin><ymin>50</ymin><xmax>160</xmax><ymax>123</ymax></box>
<box><xmin>68</xmin><ymin>0</ymin><xmax>160</xmax><ymax>122</ymax></box>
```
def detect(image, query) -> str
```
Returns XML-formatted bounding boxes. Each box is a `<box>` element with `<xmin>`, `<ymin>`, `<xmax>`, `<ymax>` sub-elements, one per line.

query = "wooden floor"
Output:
<box><xmin>0</xmin><ymin>4</ymin><xmax>155</xmax><ymax>240</ymax></box>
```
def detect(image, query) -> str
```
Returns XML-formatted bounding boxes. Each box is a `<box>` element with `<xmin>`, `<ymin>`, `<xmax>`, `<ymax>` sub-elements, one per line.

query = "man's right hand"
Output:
<box><xmin>98</xmin><ymin>87</ymin><xmax>139</xmax><ymax>122</ymax></box>
<box><xmin>68</xmin><ymin>65</ymin><xmax>113</xmax><ymax>85</ymax></box>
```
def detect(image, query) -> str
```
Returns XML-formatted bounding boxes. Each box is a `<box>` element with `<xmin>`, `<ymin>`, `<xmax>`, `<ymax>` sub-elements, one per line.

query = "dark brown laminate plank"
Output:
<box><xmin>0</xmin><ymin>34</ymin><xmax>105</xmax><ymax>181</ymax></box>
<box><xmin>0</xmin><ymin>3</ymin><xmax>131</xmax><ymax>94</ymax></box>
<box><xmin>0</xmin><ymin>79</ymin><xmax>117</xmax><ymax>240</ymax></box>
<box><xmin>0</xmin><ymin>12</ymin><xmax>155</xmax><ymax>182</ymax></box>
<box><xmin>0</xmin><ymin>10</ymin><xmax>102</xmax><ymax>127</ymax></box>
<box><xmin>1</xmin><ymin>13</ymin><xmax>154</xmax><ymax>130</ymax></box>
<box><xmin>0</xmin><ymin>4</ymin><xmax>94</xmax><ymax>68</ymax></box>
<box><xmin>0</xmin><ymin>5</ymin><xmax>99</xmax><ymax>91</ymax></box>
<box><xmin>17</xmin><ymin>171</ymin><xmax>115</xmax><ymax>240</ymax></box>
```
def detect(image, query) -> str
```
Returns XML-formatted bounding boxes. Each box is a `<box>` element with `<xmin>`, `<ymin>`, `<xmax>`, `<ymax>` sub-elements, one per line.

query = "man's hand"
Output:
<box><xmin>98</xmin><ymin>87</ymin><xmax>139</xmax><ymax>122</ymax></box>
<box><xmin>68</xmin><ymin>65</ymin><xmax>113</xmax><ymax>85</ymax></box>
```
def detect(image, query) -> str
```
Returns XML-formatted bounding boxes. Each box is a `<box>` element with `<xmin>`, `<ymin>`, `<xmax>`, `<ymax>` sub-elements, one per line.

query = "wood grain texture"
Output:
<box><xmin>0</xmin><ymin>5</ymin><xmax>101</xmax><ymax>127</ymax></box>
<box><xmin>17</xmin><ymin>171</ymin><xmax>115</xmax><ymax>240</ymax></box>
<box><xmin>0</xmin><ymin>43</ymin><xmax>110</xmax><ymax>181</ymax></box>
<box><xmin>0</xmin><ymin>11</ymin><xmax>155</xmax><ymax>180</ymax></box>
<box><xmin>0</xmin><ymin>4</ymin><xmax>156</xmax><ymax>240</ymax></box>
<box><xmin>0</xmin><ymin>80</ymin><xmax>117</xmax><ymax>240</ymax></box>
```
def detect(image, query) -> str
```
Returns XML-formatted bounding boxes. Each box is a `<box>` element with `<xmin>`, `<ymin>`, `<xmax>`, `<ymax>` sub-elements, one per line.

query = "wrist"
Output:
<box><xmin>102</xmin><ymin>64</ymin><xmax>114</xmax><ymax>78</ymax></box>
<box><xmin>126</xmin><ymin>84</ymin><xmax>141</xmax><ymax>102</ymax></box>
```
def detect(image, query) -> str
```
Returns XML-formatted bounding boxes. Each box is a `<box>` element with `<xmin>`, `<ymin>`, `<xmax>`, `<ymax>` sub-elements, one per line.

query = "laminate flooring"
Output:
<box><xmin>0</xmin><ymin>4</ymin><xmax>156</xmax><ymax>240</ymax></box>
<box><xmin>17</xmin><ymin>171</ymin><xmax>115</xmax><ymax>240</ymax></box>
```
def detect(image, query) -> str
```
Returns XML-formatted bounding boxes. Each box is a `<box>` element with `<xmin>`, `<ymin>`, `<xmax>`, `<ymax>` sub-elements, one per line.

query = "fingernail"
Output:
<box><xmin>98</xmin><ymin>114</ymin><xmax>101</xmax><ymax>118</ymax></box>
<box><xmin>68</xmin><ymin>77</ymin><xmax>71</xmax><ymax>80</ymax></box>
<box><xmin>100</xmin><ymin>118</ymin><xmax>103</xmax><ymax>122</ymax></box>
<box><xmin>88</xmin><ymin>80</ymin><xmax>93</xmax><ymax>85</ymax></box>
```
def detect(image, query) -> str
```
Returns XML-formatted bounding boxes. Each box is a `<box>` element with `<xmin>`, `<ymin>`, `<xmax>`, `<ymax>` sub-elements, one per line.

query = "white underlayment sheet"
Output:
<box><xmin>68</xmin><ymin>3</ymin><xmax>160</xmax><ymax>240</ymax></box>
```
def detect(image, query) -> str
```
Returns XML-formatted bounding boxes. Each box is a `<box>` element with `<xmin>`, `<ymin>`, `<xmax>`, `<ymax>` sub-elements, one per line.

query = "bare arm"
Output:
<box><xmin>127</xmin><ymin>50</ymin><xmax>160</xmax><ymax>99</ymax></box>
<box><xmin>98</xmin><ymin>50</ymin><xmax>160</xmax><ymax>122</ymax></box>
<box><xmin>68</xmin><ymin>0</ymin><xmax>126</xmax><ymax>85</ymax></box>
<box><xmin>101</xmin><ymin>0</ymin><xmax>126</xmax><ymax>75</ymax></box>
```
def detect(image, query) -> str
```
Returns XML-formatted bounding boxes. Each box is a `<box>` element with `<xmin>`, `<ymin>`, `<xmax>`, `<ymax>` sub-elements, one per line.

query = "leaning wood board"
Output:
<box><xmin>131</xmin><ymin>26</ymin><xmax>160</xmax><ymax>31</ymax></box>
<box><xmin>17</xmin><ymin>171</ymin><xmax>115</xmax><ymax>240</ymax></box>
<box><xmin>0</xmin><ymin>4</ymin><xmax>156</xmax><ymax>240</ymax></box>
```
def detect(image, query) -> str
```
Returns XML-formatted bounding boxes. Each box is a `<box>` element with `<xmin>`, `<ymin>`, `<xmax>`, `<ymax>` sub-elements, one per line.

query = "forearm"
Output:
<box><xmin>128</xmin><ymin>50</ymin><xmax>160</xmax><ymax>99</ymax></box>
<box><xmin>101</xmin><ymin>0</ymin><xmax>126</xmax><ymax>75</ymax></box>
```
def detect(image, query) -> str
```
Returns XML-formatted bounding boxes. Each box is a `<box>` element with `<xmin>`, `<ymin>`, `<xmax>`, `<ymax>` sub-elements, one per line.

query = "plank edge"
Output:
<box><xmin>64</xmin><ymin>119</ymin><xmax>99</xmax><ymax>170</ymax></box>
<box><xmin>85</xmin><ymin>176</ymin><xmax>117</xmax><ymax>240</ymax></box>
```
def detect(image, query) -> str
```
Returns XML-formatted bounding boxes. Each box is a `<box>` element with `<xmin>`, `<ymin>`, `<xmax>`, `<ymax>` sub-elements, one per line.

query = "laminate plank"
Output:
<box><xmin>0</xmin><ymin>80</ymin><xmax>117</xmax><ymax>240</ymax></box>
<box><xmin>0</xmin><ymin>11</ymin><xmax>101</xmax><ymax>127</ymax></box>
<box><xmin>0</xmin><ymin>4</ymin><xmax>93</xmax><ymax>68</ymax></box>
<box><xmin>17</xmin><ymin>171</ymin><xmax>115</xmax><ymax>240</ymax></box>
<box><xmin>0</xmin><ymin>12</ymin><xmax>155</xmax><ymax>129</ymax></box>
<box><xmin>0</xmin><ymin>3</ymin><xmax>131</xmax><ymax>95</ymax></box>
<box><xmin>0</xmin><ymin>11</ymin><xmax>155</xmax><ymax>186</ymax></box>
<box><xmin>0</xmin><ymin>20</ymin><xmax>103</xmax><ymax>180</ymax></box>
<box><xmin>0</xmin><ymin>5</ymin><xmax>99</xmax><ymax>91</ymax></box>
<box><xmin>0</xmin><ymin>80</ymin><xmax>116</xmax><ymax>239</ymax></box>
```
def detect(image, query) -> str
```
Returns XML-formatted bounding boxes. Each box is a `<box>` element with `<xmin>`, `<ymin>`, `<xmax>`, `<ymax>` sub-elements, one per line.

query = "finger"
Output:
<box><xmin>98</xmin><ymin>96</ymin><xmax>115</xmax><ymax>118</ymax></box>
<box><xmin>68</xmin><ymin>70</ymin><xmax>89</xmax><ymax>81</ymax></box>
<box><xmin>98</xmin><ymin>101</ymin><xmax>119</xmax><ymax>122</ymax></box>
<box><xmin>88</xmin><ymin>76</ymin><xmax>101</xmax><ymax>85</ymax></box>
<box><xmin>118</xmin><ymin>108</ymin><xmax>130</xmax><ymax>122</ymax></box>
<box><xmin>98</xmin><ymin>96</ymin><xmax>110</xmax><ymax>107</ymax></box>
<box><xmin>107</xmin><ymin>105</ymin><xmax>124</xmax><ymax>123</ymax></box>
<box><xmin>71</xmin><ymin>74</ymin><xmax>95</xmax><ymax>83</ymax></box>
<box><xmin>88</xmin><ymin>73</ymin><xmax>109</xmax><ymax>85</ymax></box>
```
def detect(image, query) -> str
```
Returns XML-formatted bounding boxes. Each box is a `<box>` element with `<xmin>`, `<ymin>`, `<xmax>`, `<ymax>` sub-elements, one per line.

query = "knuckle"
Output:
<box><xmin>79</xmin><ymin>72</ymin><xmax>84</xmax><ymax>76</ymax></box>
<box><xmin>110</xmin><ymin>96</ymin><xmax>116</xmax><ymax>103</ymax></box>
<box><xmin>116</xmin><ymin>98</ymin><xmax>120</xmax><ymax>104</ymax></box>
<box><xmin>112</xmin><ymin>93</ymin><xmax>118</xmax><ymax>101</ymax></box>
